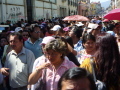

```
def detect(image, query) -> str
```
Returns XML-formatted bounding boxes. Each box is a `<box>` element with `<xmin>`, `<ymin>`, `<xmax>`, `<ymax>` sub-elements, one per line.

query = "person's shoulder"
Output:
<box><xmin>6</xmin><ymin>50</ymin><xmax>13</xmax><ymax>60</ymax></box>
<box><xmin>64</xmin><ymin>57</ymin><xmax>76</xmax><ymax>67</ymax></box>
<box><xmin>33</xmin><ymin>55</ymin><xmax>46</xmax><ymax>66</ymax></box>
<box><xmin>35</xmin><ymin>55</ymin><xmax>45</xmax><ymax>61</ymax></box>
<box><xmin>24</xmin><ymin>38</ymin><xmax>30</xmax><ymax>44</ymax></box>
<box><xmin>78</xmin><ymin>49</ymin><xmax>85</xmax><ymax>55</ymax></box>
<box><xmin>24</xmin><ymin>48</ymin><xmax>33</xmax><ymax>53</ymax></box>
<box><xmin>7</xmin><ymin>50</ymin><xmax>13</xmax><ymax>56</ymax></box>
<box><xmin>38</xmin><ymin>38</ymin><xmax>43</xmax><ymax>42</ymax></box>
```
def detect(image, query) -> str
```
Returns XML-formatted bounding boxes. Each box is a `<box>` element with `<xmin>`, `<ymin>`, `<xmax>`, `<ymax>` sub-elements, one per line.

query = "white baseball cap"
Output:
<box><xmin>51</xmin><ymin>25</ymin><xmax>61</xmax><ymax>31</ymax></box>
<box><xmin>15</xmin><ymin>27</ymin><xmax>23</xmax><ymax>32</ymax></box>
<box><xmin>75</xmin><ymin>22</ymin><xmax>84</xmax><ymax>27</ymax></box>
<box><xmin>88</xmin><ymin>23</ymin><xmax>99</xmax><ymax>30</ymax></box>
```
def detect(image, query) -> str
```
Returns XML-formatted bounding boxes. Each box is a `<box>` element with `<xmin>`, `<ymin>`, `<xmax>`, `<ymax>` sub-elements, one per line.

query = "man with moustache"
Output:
<box><xmin>0</xmin><ymin>32</ymin><xmax>35</xmax><ymax>90</ymax></box>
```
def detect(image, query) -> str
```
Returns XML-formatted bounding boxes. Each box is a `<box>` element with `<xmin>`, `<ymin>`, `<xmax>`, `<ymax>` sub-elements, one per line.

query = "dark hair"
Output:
<box><xmin>95</xmin><ymin>33</ymin><xmax>120</xmax><ymax>89</ymax></box>
<box><xmin>58</xmin><ymin>67</ymin><xmax>96</xmax><ymax>90</ymax></box>
<box><xmin>72</xmin><ymin>26</ymin><xmax>83</xmax><ymax>39</ymax></box>
<box><xmin>82</xmin><ymin>33</ymin><xmax>96</xmax><ymax>47</ymax></box>
<box><xmin>65</xmin><ymin>36</ymin><xmax>74</xmax><ymax>48</ymax></box>
<box><xmin>9</xmin><ymin>32</ymin><xmax>23</xmax><ymax>41</ymax></box>
<box><xmin>0</xmin><ymin>37</ymin><xmax>9</xmax><ymax>43</ymax></box>
<box><xmin>22</xmin><ymin>30</ymin><xmax>30</xmax><ymax>37</ymax></box>
<box><xmin>29</xmin><ymin>25</ymin><xmax>41</xmax><ymax>32</ymax></box>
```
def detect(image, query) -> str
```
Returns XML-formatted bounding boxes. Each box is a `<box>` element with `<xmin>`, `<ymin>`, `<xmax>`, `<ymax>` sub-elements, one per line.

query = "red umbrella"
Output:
<box><xmin>102</xmin><ymin>19</ymin><xmax>109</xmax><ymax>22</ymax></box>
<box><xmin>63</xmin><ymin>16</ymin><xmax>71</xmax><ymax>21</ymax></box>
<box><xmin>63</xmin><ymin>15</ymin><xmax>89</xmax><ymax>21</ymax></box>
<box><xmin>104</xmin><ymin>8</ymin><xmax>120</xmax><ymax>20</ymax></box>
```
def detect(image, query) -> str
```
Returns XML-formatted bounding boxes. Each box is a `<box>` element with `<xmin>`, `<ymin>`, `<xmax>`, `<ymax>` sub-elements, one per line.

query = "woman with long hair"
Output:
<box><xmin>95</xmin><ymin>33</ymin><xmax>120</xmax><ymax>89</ymax></box>
<box><xmin>81</xmin><ymin>33</ymin><xmax>120</xmax><ymax>89</ymax></box>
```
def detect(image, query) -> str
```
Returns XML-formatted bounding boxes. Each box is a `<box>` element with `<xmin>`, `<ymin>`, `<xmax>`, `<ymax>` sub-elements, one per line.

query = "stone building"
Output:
<box><xmin>0</xmin><ymin>0</ymin><xmax>78</xmax><ymax>23</ymax></box>
<box><xmin>78</xmin><ymin>0</ymin><xmax>90</xmax><ymax>16</ymax></box>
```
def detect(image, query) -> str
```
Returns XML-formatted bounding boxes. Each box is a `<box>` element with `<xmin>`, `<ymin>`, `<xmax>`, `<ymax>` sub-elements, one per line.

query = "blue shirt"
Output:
<box><xmin>24</xmin><ymin>38</ymin><xmax>43</xmax><ymax>59</ymax></box>
<box><xmin>74</xmin><ymin>40</ymin><xmax>83</xmax><ymax>52</ymax></box>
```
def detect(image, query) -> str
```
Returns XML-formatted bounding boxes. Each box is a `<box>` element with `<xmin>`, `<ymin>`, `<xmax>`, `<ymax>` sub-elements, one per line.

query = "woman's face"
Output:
<box><xmin>61</xmin><ymin>78</ymin><xmax>91</xmax><ymax>90</ymax></box>
<box><xmin>45</xmin><ymin>49</ymin><xmax>62</xmax><ymax>64</ymax></box>
<box><xmin>83</xmin><ymin>39</ymin><xmax>96</xmax><ymax>52</ymax></box>
<box><xmin>22</xmin><ymin>32</ymin><xmax>29</xmax><ymax>39</ymax></box>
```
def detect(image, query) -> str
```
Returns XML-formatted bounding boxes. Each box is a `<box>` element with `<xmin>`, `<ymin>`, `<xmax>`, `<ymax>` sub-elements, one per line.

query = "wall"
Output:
<box><xmin>34</xmin><ymin>0</ymin><xmax>57</xmax><ymax>20</ymax></box>
<box><xmin>0</xmin><ymin>0</ymin><xmax>25</xmax><ymax>23</ymax></box>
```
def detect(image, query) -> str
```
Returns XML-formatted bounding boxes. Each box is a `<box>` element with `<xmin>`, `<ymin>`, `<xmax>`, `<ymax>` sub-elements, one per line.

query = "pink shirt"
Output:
<box><xmin>32</xmin><ymin>55</ymin><xmax>76</xmax><ymax>90</ymax></box>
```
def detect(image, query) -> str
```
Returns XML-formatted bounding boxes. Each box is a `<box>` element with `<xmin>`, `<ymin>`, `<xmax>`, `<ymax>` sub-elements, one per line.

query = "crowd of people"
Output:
<box><xmin>0</xmin><ymin>16</ymin><xmax>120</xmax><ymax>90</ymax></box>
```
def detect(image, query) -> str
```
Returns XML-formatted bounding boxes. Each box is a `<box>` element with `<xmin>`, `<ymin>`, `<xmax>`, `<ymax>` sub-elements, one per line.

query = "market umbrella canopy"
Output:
<box><xmin>63</xmin><ymin>15</ymin><xmax>89</xmax><ymax>21</ymax></box>
<box><xmin>104</xmin><ymin>8</ymin><xmax>120</xmax><ymax>20</ymax></box>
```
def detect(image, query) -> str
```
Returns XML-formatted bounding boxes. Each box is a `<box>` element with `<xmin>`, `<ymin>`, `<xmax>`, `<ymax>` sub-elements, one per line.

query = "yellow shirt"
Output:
<box><xmin>80</xmin><ymin>57</ymin><xmax>93</xmax><ymax>74</ymax></box>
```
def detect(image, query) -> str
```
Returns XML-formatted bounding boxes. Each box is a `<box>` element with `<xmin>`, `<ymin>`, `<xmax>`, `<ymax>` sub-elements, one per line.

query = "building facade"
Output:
<box><xmin>32</xmin><ymin>0</ymin><xmax>57</xmax><ymax>20</ymax></box>
<box><xmin>68</xmin><ymin>0</ymin><xmax>78</xmax><ymax>16</ymax></box>
<box><xmin>0</xmin><ymin>0</ymin><xmax>78</xmax><ymax>23</ymax></box>
<box><xmin>88</xmin><ymin>2</ymin><xmax>102</xmax><ymax>16</ymax></box>
<box><xmin>57</xmin><ymin>0</ymin><xmax>68</xmax><ymax>17</ymax></box>
<box><xmin>78</xmin><ymin>0</ymin><xmax>90</xmax><ymax>16</ymax></box>
<box><xmin>0</xmin><ymin>0</ymin><xmax>27</xmax><ymax>23</ymax></box>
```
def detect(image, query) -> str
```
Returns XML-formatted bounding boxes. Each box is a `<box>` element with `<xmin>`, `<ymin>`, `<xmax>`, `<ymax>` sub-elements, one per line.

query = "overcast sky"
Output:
<box><xmin>90</xmin><ymin>0</ymin><xmax>109</xmax><ymax>3</ymax></box>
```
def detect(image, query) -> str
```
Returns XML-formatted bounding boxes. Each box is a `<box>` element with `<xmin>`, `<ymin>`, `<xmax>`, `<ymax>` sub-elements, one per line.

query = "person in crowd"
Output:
<box><xmin>24</xmin><ymin>25</ymin><xmax>43</xmax><ymax>59</ymax></box>
<box><xmin>45</xmin><ymin>26</ymin><xmax>54</xmax><ymax>36</ymax></box>
<box><xmin>0</xmin><ymin>37</ymin><xmax>9</xmax><ymax>47</ymax></box>
<box><xmin>54</xmin><ymin>36</ymin><xmax>79</xmax><ymax>66</ymax></box>
<box><xmin>63</xmin><ymin>27</ymin><xmax>70</xmax><ymax>36</ymax></box>
<box><xmin>77</xmin><ymin>33</ymin><xmax>96</xmax><ymax>64</ymax></box>
<box><xmin>0</xmin><ymin>30</ymin><xmax>8</xmax><ymax>37</ymax></box>
<box><xmin>50</xmin><ymin>25</ymin><xmax>62</xmax><ymax>36</ymax></box>
<box><xmin>90</xmin><ymin>25</ymin><xmax>102</xmax><ymax>37</ymax></box>
<box><xmin>0</xmin><ymin>37</ymin><xmax>9</xmax><ymax>60</ymax></box>
<box><xmin>58</xmin><ymin>67</ymin><xmax>96</xmax><ymax>90</ymax></box>
<box><xmin>57</xmin><ymin>27</ymin><xmax>66</xmax><ymax>37</ymax></box>
<box><xmin>80</xmin><ymin>33</ymin><xmax>120</xmax><ymax>90</ymax></box>
<box><xmin>112</xmin><ymin>23</ymin><xmax>120</xmax><ymax>50</ymax></box>
<box><xmin>0</xmin><ymin>36</ymin><xmax>12</xmax><ymax>66</ymax></box>
<box><xmin>1</xmin><ymin>32</ymin><xmax>35</xmax><ymax>90</ymax></box>
<box><xmin>24</xmin><ymin>24</ymin><xmax>31</xmax><ymax>30</ymax></box>
<box><xmin>101</xmin><ymin>20</ymin><xmax>110</xmax><ymax>32</ymax></box>
<box><xmin>22</xmin><ymin>30</ymin><xmax>29</xmax><ymax>41</ymax></box>
<box><xmin>0</xmin><ymin>60</ymin><xmax>4</xmax><ymax>90</ymax></box>
<box><xmin>69</xmin><ymin>25</ymin><xmax>83</xmax><ymax>52</ymax></box>
<box><xmin>40</xmin><ymin>36</ymin><xmax>55</xmax><ymax>53</ymax></box>
<box><xmin>28</xmin><ymin>39</ymin><xmax>76</xmax><ymax>90</ymax></box>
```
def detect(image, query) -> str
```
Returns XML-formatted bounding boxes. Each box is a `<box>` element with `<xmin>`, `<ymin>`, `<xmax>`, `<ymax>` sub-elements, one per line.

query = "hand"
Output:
<box><xmin>36</xmin><ymin>63</ymin><xmax>51</xmax><ymax>72</ymax></box>
<box><xmin>0</xmin><ymin>68</ymin><xmax>9</xmax><ymax>76</ymax></box>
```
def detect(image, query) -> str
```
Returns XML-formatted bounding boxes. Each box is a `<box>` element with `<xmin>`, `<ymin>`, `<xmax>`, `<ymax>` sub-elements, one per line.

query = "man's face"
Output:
<box><xmin>9</xmin><ymin>35</ymin><xmax>23</xmax><ymax>51</ymax></box>
<box><xmin>30</xmin><ymin>27</ymin><xmax>41</xmax><ymax>39</ymax></box>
